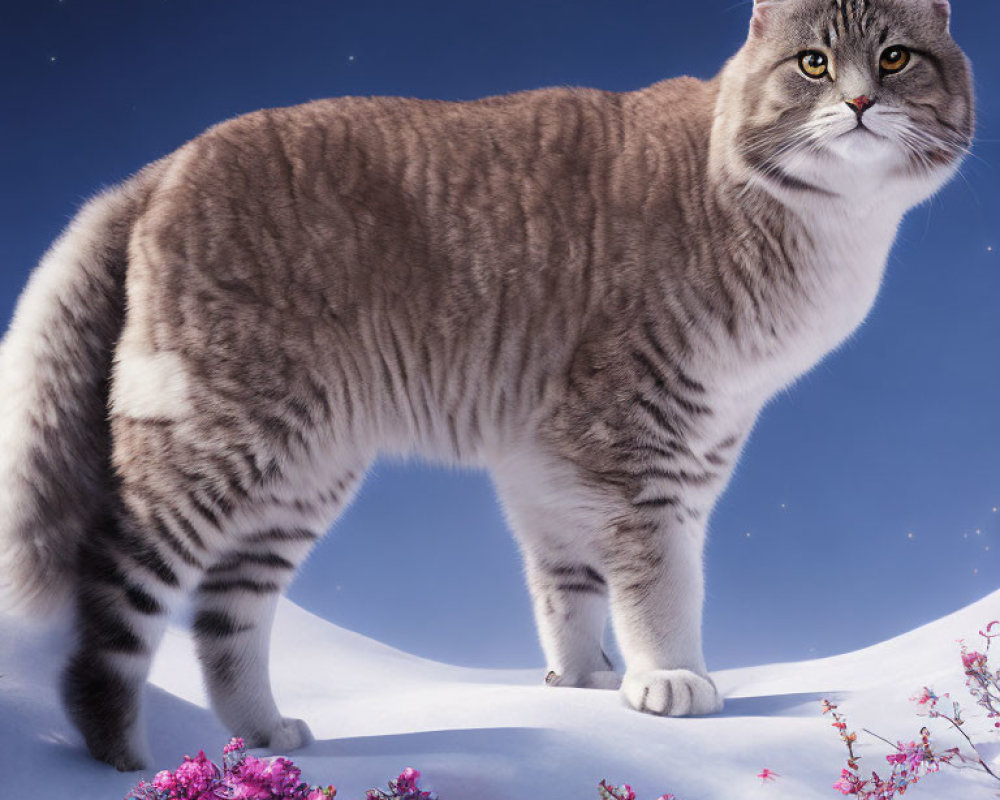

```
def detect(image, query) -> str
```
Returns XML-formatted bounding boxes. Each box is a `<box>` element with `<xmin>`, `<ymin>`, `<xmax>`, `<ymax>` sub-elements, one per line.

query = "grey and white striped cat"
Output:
<box><xmin>0</xmin><ymin>0</ymin><xmax>972</xmax><ymax>771</ymax></box>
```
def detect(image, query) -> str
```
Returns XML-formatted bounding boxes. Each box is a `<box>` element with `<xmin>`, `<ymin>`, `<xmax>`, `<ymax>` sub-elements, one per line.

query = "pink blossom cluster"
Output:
<box><xmin>125</xmin><ymin>738</ymin><xmax>337</xmax><ymax>800</ymax></box>
<box><xmin>147</xmin><ymin>750</ymin><xmax>219</xmax><ymax>799</ymax></box>
<box><xmin>823</xmin><ymin>700</ymin><xmax>954</xmax><ymax>799</ymax></box>
<box><xmin>598</xmin><ymin>779</ymin><xmax>676</xmax><ymax>800</ymax></box>
<box><xmin>365</xmin><ymin>767</ymin><xmax>436</xmax><ymax>799</ymax></box>
<box><xmin>909</xmin><ymin>621</ymin><xmax>1000</xmax><ymax>783</ymax></box>
<box><xmin>824</xmin><ymin>619</ymin><xmax>1000</xmax><ymax>798</ymax></box>
<box><xmin>960</xmin><ymin>621</ymin><xmax>1000</xmax><ymax>730</ymax></box>
<box><xmin>124</xmin><ymin>738</ymin><xmax>442</xmax><ymax>800</ymax></box>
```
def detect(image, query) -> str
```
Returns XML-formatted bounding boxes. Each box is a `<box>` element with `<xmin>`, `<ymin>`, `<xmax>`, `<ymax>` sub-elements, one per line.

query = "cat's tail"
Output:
<box><xmin>0</xmin><ymin>165</ymin><xmax>162</xmax><ymax>618</ymax></box>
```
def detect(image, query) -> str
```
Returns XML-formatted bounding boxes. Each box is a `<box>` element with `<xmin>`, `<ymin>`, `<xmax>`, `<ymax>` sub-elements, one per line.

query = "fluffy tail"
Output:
<box><xmin>0</xmin><ymin>169</ymin><xmax>158</xmax><ymax>617</ymax></box>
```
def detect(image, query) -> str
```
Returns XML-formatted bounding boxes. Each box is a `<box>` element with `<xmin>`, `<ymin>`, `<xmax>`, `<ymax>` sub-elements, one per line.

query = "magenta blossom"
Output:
<box><xmin>962</xmin><ymin>651</ymin><xmax>988</xmax><ymax>673</ymax></box>
<box><xmin>885</xmin><ymin>742</ymin><xmax>925</xmax><ymax>773</ymax></box>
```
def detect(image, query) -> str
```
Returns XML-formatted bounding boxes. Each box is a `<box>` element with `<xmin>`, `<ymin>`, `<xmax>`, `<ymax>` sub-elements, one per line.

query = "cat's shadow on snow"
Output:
<box><xmin>300</xmin><ymin>691</ymin><xmax>845</xmax><ymax>761</ymax></box>
<box><xmin>306</xmin><ymin>727</ymin><xmax>555</xmax><ymax>760</ymax></box>
<box><xmin>715</xmin><ymin>691</ymin><xmax>844</xmax><ymax>718</ymax></box>
<box><xmin>29</xmin><ymin>685</ymin><xmax>843</xmax><ymax>771</ymax></box>
<box><xmin>302</xmin><ymin>729</ymin><xmax>653</xmax><ymax>800</ymax></box>
<box><xmin>144</xmin><ymin>685</ymin><xmax>230</xmax><ymax>757</ymax></box>
<box><xmin>0</xmin><ymin>682</ymin><xmax>225</xmax><ymax>795</ymax></box>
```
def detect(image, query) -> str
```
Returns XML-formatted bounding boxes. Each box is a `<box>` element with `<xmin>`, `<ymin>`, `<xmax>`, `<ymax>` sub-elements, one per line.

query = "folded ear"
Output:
<box><xmin>750</xmin><ymin>0</ymin><xmax>781</xmax><ymax>36</ymax></box>
<box><xmin>931</xmin><ymin>0</ymin><xmax>951</xmax><ymax>28</ymax></box>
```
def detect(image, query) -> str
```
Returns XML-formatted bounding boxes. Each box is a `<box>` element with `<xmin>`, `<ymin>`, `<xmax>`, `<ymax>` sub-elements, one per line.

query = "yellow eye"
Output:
<box><xmin>880</xmin><ymin>45</ymin><xmax>911</xmax><ymax>74</ymax></box>
<box><xmin>798</xmin><ymin>51</ymin><xmax>829</xmax><ymax>79</ymax></box>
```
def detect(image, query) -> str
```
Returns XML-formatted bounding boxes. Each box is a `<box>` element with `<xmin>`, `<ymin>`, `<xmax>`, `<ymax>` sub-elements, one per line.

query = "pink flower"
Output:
<box><xmin>910</xmin><ymin>687</ymin><xmax>937</xmax><ymax>706</ymax></box>
<box><xmin>598</xmin><ymin>781</ymin><xmax>636</xmax><ymax>800</ymax></box>
<box><xmin>900</xmin><ymin>741</ymin><xmax>926</xmax><ymax>772</ymax></box>
<box><xmin>832</xmin><ymin>768</ymin><xmax>866</xmax><ymax>795</ymax></box>
<box><xmin>127</xmin><ymin>739</ymin><xmax>354</xmax><ymax>800</ymax></box>
<box><xmin>230</xmin><ymin>754</ymin><xmax>307</xmax><ymax>799</ymax></box>
<box><xmin>962</xmin><ymin>650</ymin><xmax>987</xmax><ymax>673</ymax></box>
<box><xmin>150</xmin><ymin>750</ymin><xmax>220</xmax><ymax>800</ymax></box>
<box><xmin>397</xmin><ymin>767</ymin><xmax>421</xmax><ymax>790</ymax></box>
<box><xmin>224</xmin><ymin>737</ymin><xmax>246</xmax><ymax>755</ymax></box>
<box><xmin>152</xmin><ymin>769</ymin><xmax>178</xmax><ymax>794</ymax></box>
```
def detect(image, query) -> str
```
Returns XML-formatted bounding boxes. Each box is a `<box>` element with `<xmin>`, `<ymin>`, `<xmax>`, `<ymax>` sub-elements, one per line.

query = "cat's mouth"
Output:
<box><xmin>835</xmin><ymin>124</ymin><xmax>890</xmax><ymax>146</ymax></box>
<box><xmin>821</xmin><ymin>120</ymin><xmax>899</xmax><ymax>165</ymax></box>
<box><xmin>846</xmin><ymin>123</ymin><xmax>886</xmax><ymax>140</ymax></box>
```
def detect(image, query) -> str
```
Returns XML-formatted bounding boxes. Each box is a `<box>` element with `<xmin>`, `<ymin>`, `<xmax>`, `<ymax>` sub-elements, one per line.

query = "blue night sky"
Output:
<box><xmin>1</xmin><ymin>1</ymin><xmax>997</xmax><ymax>672</ymax></box>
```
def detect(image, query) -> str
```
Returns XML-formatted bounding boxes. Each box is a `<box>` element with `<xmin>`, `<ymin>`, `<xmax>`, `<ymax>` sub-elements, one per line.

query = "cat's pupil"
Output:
<box><xmin>808</xmin><ymin>54</ymin><xmax>825</xmax><ymax>68</ymax></box>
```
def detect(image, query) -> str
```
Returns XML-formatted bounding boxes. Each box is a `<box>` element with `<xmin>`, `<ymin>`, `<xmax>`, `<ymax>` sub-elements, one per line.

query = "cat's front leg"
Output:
<box><xmin>523</xmin><ymin>554</ymin><xmax>621</xmax><ymax>690</ymax></box>
<box><xmin>492</xmin><ymin>454</ymin><xmax>620</xmax><ymax>690</ymax></box>
<box><xmin>605</xmin><ymin>511</ymin><xmax>722</xmax><ymax>716</ymax></box>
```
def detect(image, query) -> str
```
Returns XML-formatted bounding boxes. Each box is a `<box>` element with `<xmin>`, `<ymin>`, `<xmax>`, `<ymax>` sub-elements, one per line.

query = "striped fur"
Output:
<box><xmin>0</xmin><ymin>0</ymin><xmax>972</xmax><ymax>771</ymax></box>
<box><xmin>0</xmin><ymin>164</ymin><xmax>165</xmax><ymax>616</ymax></box>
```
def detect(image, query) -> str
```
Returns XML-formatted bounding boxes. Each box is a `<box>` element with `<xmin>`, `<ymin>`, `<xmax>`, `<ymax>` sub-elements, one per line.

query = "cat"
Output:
<box><xmin>0</xmin><ymin>0</ymin><xmax>972</xmax><ymax>772</ymax></box>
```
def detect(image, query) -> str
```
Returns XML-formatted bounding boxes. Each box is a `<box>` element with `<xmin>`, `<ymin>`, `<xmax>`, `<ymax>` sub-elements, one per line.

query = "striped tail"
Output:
<box><xmin>0</xmin><ymin>169</ymin><xmax>157</xmax><ymax>617</ymax></box>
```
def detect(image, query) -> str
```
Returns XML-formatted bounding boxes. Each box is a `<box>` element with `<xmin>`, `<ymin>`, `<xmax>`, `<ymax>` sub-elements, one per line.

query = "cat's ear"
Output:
<box><xmin>930</xmin><ymin>0</ymin><xmax>951</xmax><ymax>28</ymax></box>
<box><xmin>750</xmin><ymin>0</ymin><xmax>780</xmax><ymax>37</ymax></box>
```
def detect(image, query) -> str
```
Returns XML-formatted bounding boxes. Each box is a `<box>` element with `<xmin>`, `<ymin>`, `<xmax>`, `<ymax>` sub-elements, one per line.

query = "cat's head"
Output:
<box><xmin>716</xmin><ymin>0</ymin><xmax>973</xmax><ymax>205</ymax></box>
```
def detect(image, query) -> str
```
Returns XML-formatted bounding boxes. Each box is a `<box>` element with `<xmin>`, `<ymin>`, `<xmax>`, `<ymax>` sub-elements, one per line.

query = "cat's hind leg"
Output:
<box><xmin>61</xmin><ymin>407</ymin><xmax>345</xmax><ymax>768</ymax></box>
<box><xmin>61</xmin><ymin>489</ymin><xmax>209</xmax><ymax>771</ymax></box>
<box><xmin>193</xmin><ymin>536</ymin><xmax>314</xmax><ymax>753</ymax></box>
<box><xmin>193</xmin><ymin>530</ymin><xmax>318</xmax><ymax>753</ymax></box>
<box><xmin>193</xmin><ymin>466</ymin><xmax>365</xmax><ymax>752</ymax></box>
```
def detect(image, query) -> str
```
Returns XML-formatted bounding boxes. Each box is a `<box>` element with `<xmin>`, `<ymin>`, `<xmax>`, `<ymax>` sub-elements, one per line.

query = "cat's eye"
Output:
<box><xmin>880</xmin><ymin>45</ymin><xmax>911</xmax><ymax>75</ymax></box>
<box><xmin>798</xmin><ymin>51</ymin><xmax>829</xmax><ymax>79</ymax></box>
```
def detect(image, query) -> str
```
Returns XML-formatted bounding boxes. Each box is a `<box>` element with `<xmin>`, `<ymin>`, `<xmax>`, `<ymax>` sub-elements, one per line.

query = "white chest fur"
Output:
<box><xmin>716</xmin><ymin>196</ymin><xmax>904</xmax><ymax>410</ymax></box>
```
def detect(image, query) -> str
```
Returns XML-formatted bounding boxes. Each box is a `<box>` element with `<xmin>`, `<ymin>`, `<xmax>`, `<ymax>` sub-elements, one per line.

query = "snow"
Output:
<box><xmin>1</xmin><ymin>591</ymin><xmax>998</xmax><ymax>800</ymax></box>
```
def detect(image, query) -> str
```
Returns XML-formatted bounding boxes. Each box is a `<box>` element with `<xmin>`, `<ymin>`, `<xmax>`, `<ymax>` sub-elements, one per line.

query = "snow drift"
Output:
<box><xmin>1</xmin><ymin>590</ymin><xmax>998</xmax><ymax>799</ymax></box>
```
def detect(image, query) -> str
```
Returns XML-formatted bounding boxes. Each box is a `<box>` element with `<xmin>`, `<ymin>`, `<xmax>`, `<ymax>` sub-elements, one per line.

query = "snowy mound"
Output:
<box><xmin>1</xmin><ymin>592</ymin><xmax>998</xmax><ymax>800</ymax></box>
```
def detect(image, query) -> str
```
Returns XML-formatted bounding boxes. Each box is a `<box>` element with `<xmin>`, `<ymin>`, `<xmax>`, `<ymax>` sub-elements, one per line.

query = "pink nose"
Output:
<box><xmin>847</xmin><ymin>95</ymin><xmax>875</xmax><ymax>114</ymax></box>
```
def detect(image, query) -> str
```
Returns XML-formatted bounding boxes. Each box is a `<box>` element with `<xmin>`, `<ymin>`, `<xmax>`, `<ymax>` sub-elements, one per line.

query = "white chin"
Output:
<box><xmin>826</xmin><ymin>129</ymin><xmax>897</xmax><ymax>164</ymax></box>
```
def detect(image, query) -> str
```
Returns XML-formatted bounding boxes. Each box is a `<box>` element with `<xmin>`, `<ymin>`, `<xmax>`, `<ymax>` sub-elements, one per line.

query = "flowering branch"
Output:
<box><xmin>962</xmin><ymin>622</ymin><xmax>1000</xmax><ymax>731</ymax></box>
<box><xmin>824</xmin><ymin>619</ymin><xmax>1000</xmax><ymax>797</ymax></box>
<box><xmin>823</xmin><ymin>698</ymin><xmax>957</xmax><ymax>798</ymax></box>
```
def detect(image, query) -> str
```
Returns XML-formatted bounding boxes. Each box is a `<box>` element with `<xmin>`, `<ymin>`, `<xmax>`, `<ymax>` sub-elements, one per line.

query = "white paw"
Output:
<box><xmin>545</xmin><ymin>669</ymin><xmax>622</xmax><ymax>690</ymax></box>
<box><xmin>247</xmin><ymin>717</ymin><xmax>314</xmax><ymax>753</ymax></box>
<box><xmin>622</xmin><ymin>669</ymin><xmax>723</xmax><ymax>716</ymax></box>
<box><xmin>269</xmin><ymin>717</ymin><xmax>314</xmax><ymax>752</ymax></box>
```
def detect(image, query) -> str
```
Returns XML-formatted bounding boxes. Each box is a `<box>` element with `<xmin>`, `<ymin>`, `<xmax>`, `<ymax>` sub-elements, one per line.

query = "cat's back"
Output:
<box><xmin>134</xmin><ymin>86</ymin><xmax>631</xmax><ymax>304</ymax></box>
<box><xmin>144</xmin><ymin>75</ymin><xmax>719</xmax><ymax>246</ymax></box>
<box><xmin>126</xmin><ymin>77</ymin><xmax>721</xmax><ymax>370</ymax></box>
<box><xmin>153</xmin><ymin>85</ymin><xmax>626</xmax><ymax>217</ymax></box>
